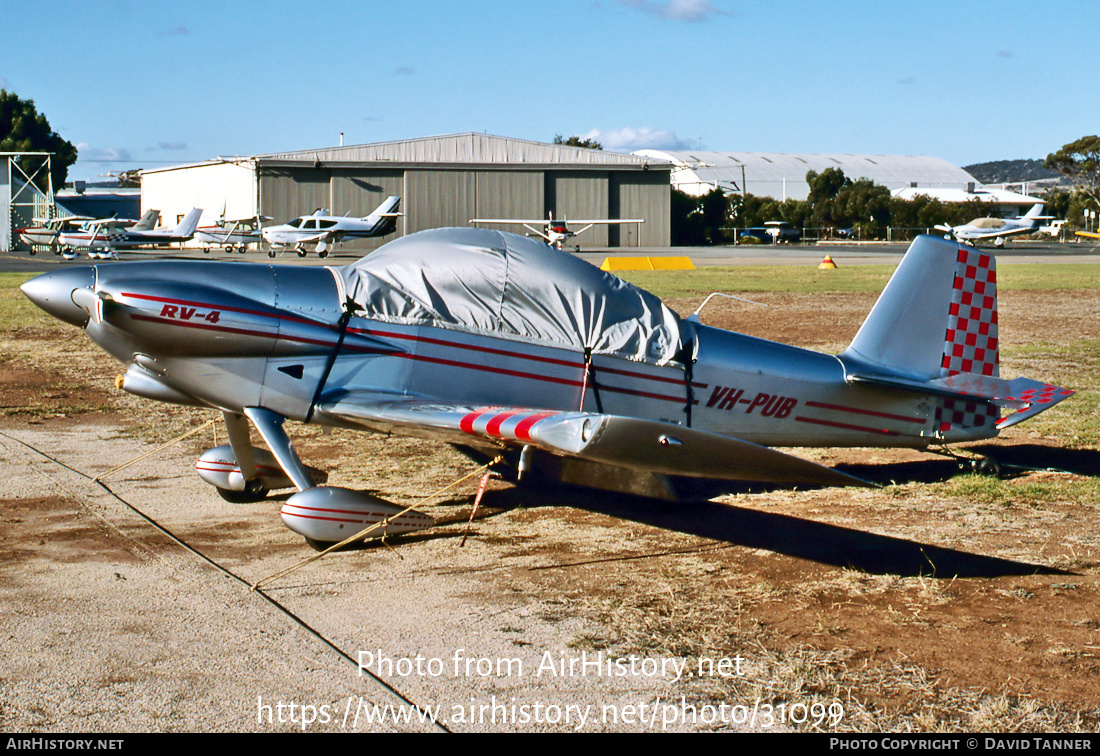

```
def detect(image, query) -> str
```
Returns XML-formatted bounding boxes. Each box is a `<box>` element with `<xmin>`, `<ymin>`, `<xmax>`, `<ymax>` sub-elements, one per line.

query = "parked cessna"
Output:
<box><xmin>936</xmin><ymin>203</ymin><xmax>1047</xmax><ymax>247</ymax></box>
<box><xmin>58</xmin><ymin>208</ymin><xmax>202</xmax><ymax>259</ymax></box>
<box><xmin>261</xmin><ymin>196</ymin><xmax>401</xmax><ymax>258</ymax></box>
<box><xmin>470</xmin><ymin>212</ymin><xmax>644</xmax><ymax>249</ymax></box>
<box><xmin>21</xmin><ymin>228</ymin><xmax>1073</xmax><ymax>549</ymax></box>
<box><xmin>19</xmin><ymin>211</ymin><xmax>160</xmax><ymax>258</ymax></box>
<box><xmin>17</xmin><ymin>215</ymin><xmax>95</xmax><ymax>255</ymax></box>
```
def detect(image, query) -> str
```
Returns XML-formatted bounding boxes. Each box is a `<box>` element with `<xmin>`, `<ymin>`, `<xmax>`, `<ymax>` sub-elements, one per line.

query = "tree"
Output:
<box><xmin>1045</xmin><ymin>136</ymin><xmax>1100</xmax><ymax>205</ymax></box>
<box><xmin>553</xmin><ymin>134</ymin><xmax>603</xmax><ymax>150</ymax></box>
<box><xmin>0</xmin><ymin>90</ymin><xmax>78</xmax><ymax>191</ymax></box>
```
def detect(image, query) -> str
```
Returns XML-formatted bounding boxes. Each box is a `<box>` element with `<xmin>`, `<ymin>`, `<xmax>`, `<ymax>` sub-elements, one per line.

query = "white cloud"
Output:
<box><xmin>75</xmin><ymin>144</ymin><xmax>134</xmax><ymax>163</ymax></box>
<box><xmin>158</xmin><ymin>142</ymin><xmax>187</xmax><ymax>151</ymax></box>
<box><xmin>583</xmin><ymin>127</ymin><xmax>698</xmax><ymax>152</ymax></box>
<box><xmin>618</xmin><ymin>0</ymin><xmax>731</xmax><ymax>22</ymax></box>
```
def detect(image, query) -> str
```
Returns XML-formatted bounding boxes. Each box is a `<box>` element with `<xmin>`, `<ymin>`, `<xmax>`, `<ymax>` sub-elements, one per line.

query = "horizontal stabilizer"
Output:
<box><xmin>995</xmin><ymin>378</ymin><xmax>1075</xmax><ymax>429</ymax></box>
<box><xmin>316</xmin><ymin>398</ymin><xmax>874</xmax><ymax>488</ymax></box>
<box><xmin>845</xmin><ymin>370</ymin><xmax>1074</xmax><ymax>429</ymax></box>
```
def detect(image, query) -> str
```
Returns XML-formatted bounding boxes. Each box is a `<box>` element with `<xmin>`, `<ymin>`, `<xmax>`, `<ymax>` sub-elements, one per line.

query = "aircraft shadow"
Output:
<box><xmin>482</xmin><ymin>485</ymin><xmax>1070</xmax><ymax>579</ymax></box>
<box><xmin>965</xmin><ymin>444</ymin><xmax>1100</xmax><ymax>476</ymax></box>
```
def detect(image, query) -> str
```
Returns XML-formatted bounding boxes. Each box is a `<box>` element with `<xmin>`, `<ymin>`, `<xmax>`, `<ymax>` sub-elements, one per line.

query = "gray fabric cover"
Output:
<box><xmin>339</xmin><ymin>227</ymin><xmax>683</xmax><ymax>364</ymax></box>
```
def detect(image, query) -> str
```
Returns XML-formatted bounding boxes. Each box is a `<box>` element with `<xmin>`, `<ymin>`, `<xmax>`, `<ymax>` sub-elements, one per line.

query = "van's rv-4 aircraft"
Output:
<box><xmin>21</xmin><ymin>229</ymin><xmax>1073</xmax><ymax>549</ymax></box>
<box><xmin>57</xmin><ymin>209</ymin><xmax>202</xmax><ymax>259</ymax></box>
<box><xmin>261</xmin><ymin>195</ymin><xmax>402</xmax><ymax>258</ymax></box>
<box><xmin>936</xmin><ymin>203</ymin><xmax>1048</xmax><ymax>247</ymax></box>
<box><xmin>470</xmin><ymin>212</ymin><xmax>644</xmax><ymax>250</ymax></box>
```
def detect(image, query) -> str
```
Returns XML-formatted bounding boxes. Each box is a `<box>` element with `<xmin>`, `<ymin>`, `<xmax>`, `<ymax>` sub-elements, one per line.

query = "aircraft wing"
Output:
<box><xmin>1075</xmin><ymin>230</ymin><xmax>1100</xmax><ymax>240</ymax></box>
<box><xmin>469</xmin><ymin>218</ymin><xmax>552</xmax><ymax>225</ymax></box>
<box><xmin>314</xmin><ymin>398</ymin><xmax>873</xmax><ymax>488</ymax></box>
<box><xmin>556</xmin><ymin>219</ymin><xmax>645</xmax><ymax>225</ymax></box>
<box><xmin>289</xmin><ymin>231</ymin><xmax>336</xmax><ymax>244</ymax></box>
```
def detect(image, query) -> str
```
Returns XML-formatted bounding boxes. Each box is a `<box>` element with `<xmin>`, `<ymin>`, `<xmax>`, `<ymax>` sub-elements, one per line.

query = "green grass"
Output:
<box><xmin>616</xmin><ymin>263</ymin><xmax>1100</xmax><ymax>300</ymax></box>
<box><xmin>945</xmin><ymin>473</ymin><xmax>1100</xmax><ymax>509</ymax></box>
<box><xmin>0</xmin><ymin>273</ymin><xmax>40</xmax><ymax>331</ymax></box>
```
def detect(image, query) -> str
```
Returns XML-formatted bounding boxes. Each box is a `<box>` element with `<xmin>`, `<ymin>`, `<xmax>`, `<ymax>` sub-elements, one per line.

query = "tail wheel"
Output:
<box><xmin>974</xmin><ymin>457</ymin><xmax>1002</xmax><ymax>478</ymax></box>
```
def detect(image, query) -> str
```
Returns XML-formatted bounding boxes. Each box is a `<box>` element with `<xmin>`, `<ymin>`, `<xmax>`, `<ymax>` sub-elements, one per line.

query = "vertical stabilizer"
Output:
<box><xmin>842</xmin><ymin>235</ymin><xmax>999</xmax><ymax>381</ymax></box>
<box><xmin>174</xmin><ymin>208</ymin><xmax>204</xmax><ymax>237</ymax></box>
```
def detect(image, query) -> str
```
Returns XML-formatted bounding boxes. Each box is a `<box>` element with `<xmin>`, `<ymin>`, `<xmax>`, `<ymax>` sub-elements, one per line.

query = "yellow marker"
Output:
<box><xmin>600</xmin><ymin>256</ymin><xmax>695</xmax><ymax>271</ymax></box>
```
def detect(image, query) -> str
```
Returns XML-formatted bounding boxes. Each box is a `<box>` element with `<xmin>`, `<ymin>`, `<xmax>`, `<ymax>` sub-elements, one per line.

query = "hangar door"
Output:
<box><xmin>545</xmin><ymin>171</ymin><xmax>610</xmax><ymax>247</ymax></box>
<box><xmin>610</xmin><ymin>172</ymin><xmax>669</xmax><ymax>247</ymax></box>
<box><xmin>259</xmin><ymin>167</ymin><xmax>329</xmax><ymax>223</ymax></box>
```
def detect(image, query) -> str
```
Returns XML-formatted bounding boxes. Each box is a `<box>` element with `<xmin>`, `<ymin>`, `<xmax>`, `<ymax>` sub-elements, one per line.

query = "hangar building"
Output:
<box><xmin>142</xmin><ymin>133</ymin><xmax>672</xmax><ymax>250</ymax></box>
<box><xmin>632</xmin><ymin>149</ymin><xmax>982</xmax><ymax>203</ymax></box>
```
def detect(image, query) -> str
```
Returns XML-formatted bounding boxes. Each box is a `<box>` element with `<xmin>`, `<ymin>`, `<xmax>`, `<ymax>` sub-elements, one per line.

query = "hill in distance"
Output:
<box><xmin>964</xmin><ymin>159</ymin><xmax>1061</xmax><ymax>185</ymax></box>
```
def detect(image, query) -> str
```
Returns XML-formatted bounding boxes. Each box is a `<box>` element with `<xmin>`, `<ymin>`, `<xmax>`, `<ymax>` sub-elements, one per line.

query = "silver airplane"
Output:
<box><xmin>261</xmin><ymin>195</ymin><xmax>401</xmax><ymax>258</ymax></box>
<box><xmin>20</xmin><ymin>228</ymin><xmax>1073</xmax><ymax>549</ymax></box>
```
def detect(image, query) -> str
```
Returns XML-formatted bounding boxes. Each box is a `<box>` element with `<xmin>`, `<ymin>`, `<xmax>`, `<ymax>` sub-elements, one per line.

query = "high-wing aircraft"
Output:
<box><xmin>470</xmin><ymin>212</ymin><xmax>644</xmax><ymax>249</ymax></box>
<box><xmin>196</xmin><ymin>214</ymin><xmax>272</xmax><ymax>254</ymax></box>
<box><xmin>21</xmin><ymin>228</ymin><xmax>1073</xmax><ymax>549</ymax></box>
<box><xmin>58</xmin><ymin>208</ymin><xmax>201</xmax><ymax>259</ymax></box>
<box><xmin>16</xmin><ymin>215</ymin><xmax>96</xmax><ymax>255</ymax></box>
<box><xmin>261</xmin><ymin>195</ymin><xmax>401</xmax><ymax>258</ymax></box>
<box><xmin>19</xmin><ymin>211</ymin><xmax>160</xmax><ymax>258</ymax></box>
<box><xmin>936</xmin><ymin>203</ymin><xmax>1047</xmax><ymax>247</ymax></box>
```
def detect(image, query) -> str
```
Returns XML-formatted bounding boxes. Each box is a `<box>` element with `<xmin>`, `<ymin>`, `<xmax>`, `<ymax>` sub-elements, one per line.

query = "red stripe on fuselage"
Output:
<box><xmin>804</xmin><ymin>400</ymin><xmax>925</xmax><ymax>424</ymax></box>
<box><xmin>793</xmin><ymin>416</ymin><xmax>900</xmax><ymax>436</ymax></box>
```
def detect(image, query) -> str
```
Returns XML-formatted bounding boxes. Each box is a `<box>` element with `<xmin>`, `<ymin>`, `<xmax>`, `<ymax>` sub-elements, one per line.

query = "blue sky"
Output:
<box><xmin>4</xmin><ymin>0</ymin><xmax>1097</xmax><ymax>182</ymax></box>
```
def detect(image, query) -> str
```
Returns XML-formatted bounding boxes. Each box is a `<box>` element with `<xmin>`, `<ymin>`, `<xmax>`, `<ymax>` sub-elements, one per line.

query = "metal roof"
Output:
<box><xmin>890</xmin><ymin>185</ymin><xmax>1042</xmax><ymax>205</ymax></box>
<box><xmin>633</xmin><ymin>150</ymin><xmax>979</xmax><ymax>200</ymax></box>
<box><xmin>258</xmin><ymin>133</ymin><xmax>669</xmax><ymax>169</ymax></box>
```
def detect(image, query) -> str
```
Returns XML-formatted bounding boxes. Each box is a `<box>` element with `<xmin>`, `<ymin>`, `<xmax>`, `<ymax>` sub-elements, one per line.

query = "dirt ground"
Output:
<box><xmin>1</xmin><ymin>285</ymin><xmax>1098</xmax><ymax>732</ymax></box>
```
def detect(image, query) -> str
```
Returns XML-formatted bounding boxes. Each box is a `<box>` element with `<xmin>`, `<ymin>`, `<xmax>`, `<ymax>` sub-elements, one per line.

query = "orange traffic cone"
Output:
<box><xmin>818</xmin><ymin>254</ymin><xmax>837</xmax><ymax>269</ymax></box>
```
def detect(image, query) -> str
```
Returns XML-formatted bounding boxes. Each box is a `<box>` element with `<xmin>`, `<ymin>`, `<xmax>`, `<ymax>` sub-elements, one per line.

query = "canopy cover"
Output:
<box><xmin>338</xmin><ymin>227</ymin><xmax>683</xmax><ymax>364</ymax></box>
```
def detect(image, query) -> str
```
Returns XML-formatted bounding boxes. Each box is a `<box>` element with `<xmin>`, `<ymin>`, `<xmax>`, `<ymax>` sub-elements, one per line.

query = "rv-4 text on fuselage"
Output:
<box><xmin>470</xmin><ymin>212</ymin><xmax>644</xmax><ymax>250</ymax></box>
<box><xmin>936</xmin><ymin>203</ymin><xmax>1048</xmax><ymax>247</ymax></box>
<box><xmin>261</xmin><ymin>195</ymin><xmax>401</xmax><ymax>258</ymax></box>
<box><xmin>20</xmin><ymin>229</ymin><xmax>1073</xmax><ymax>549</ymax></box>
<box><xmin>58</xmin><ymin>209</ymin><xmax>201</xmax><ymax>258</ymax></box>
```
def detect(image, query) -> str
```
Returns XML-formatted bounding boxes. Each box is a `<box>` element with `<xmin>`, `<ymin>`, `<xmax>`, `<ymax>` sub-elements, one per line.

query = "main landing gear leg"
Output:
<box><xmin>932</xmin><ymin>447</ymin><xmax>1003</xmax><ymax>478</ymax></box>
<box><xmin>242</xmin><ymin>407</ymin><xmax>315</xmax><ymax>492</ymax></box>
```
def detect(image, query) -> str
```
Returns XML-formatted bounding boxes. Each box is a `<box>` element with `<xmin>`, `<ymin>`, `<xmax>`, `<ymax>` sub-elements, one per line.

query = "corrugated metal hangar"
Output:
<box><xmin>632</xmin><ymin>149</ymin><xmax>981</xmax><ymax>202</ymax></box>
<box><xmin>142</xmin><ymin>133</ymin><xmax>672</xmax><ymax>249</ymax></box>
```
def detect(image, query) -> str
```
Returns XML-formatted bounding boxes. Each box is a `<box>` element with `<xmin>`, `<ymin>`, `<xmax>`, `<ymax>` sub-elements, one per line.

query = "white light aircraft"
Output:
<box><xmin>58</xmin><ymin>208</ymin><xmax>202</xmax><ymax>259</ymax></box>
<box><xmin>17</xmin><ymin>215</ymin><xmax>96</xmax><ymax>255</ymax></box>
<box><xmin>470</xmin><ymin>212</ymin><xmax>644</xmax><ymax>250</ymax></box>
<box><xmin>197</xmin><ymin>215</ymin><xmax>272</xmax><ymax>254</ymax></box>
<box><xmin>261</xmin><ymin>196</ymin><xmax>401</xmax><ymax>258</ymax></box>
<box><xmin>936</xmin><ymin>204</ymin><xmax>1048</xmax><ymax>247</ymax></box>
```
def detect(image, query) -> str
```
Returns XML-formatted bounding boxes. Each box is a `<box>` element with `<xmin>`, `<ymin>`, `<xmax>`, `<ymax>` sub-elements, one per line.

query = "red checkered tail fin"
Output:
<box><xmin>842</xmin><ymin>235</ymin><xmax>999</xmax><ymax>381</ymax></box>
